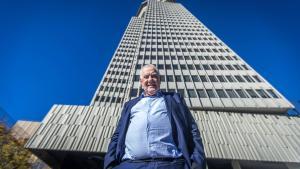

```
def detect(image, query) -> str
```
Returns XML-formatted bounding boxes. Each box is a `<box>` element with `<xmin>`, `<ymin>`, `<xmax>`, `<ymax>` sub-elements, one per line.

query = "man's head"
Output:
<box><xmin>140</xmin><ymin>64</ymin><xmax>160</xmax><ymax>96</ymax></box>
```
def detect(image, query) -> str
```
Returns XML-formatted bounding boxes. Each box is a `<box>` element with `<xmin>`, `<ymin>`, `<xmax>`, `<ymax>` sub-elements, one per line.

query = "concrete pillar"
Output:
<box><xmin>231</xmin><ymin>160</ymin><xmax>242</xmax><ymax>169</ymax></box>
<box><xmin>285</xmin><ymin>163</ymin><xmax>300</xmax><ymax>169</ymax></box>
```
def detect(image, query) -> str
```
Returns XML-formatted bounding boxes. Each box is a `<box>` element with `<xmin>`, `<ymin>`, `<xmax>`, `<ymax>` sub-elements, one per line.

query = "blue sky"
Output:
<box><xmin>0</xmin><ymin>0</ymin><xmax>299</xmax><ymax>122</ymax></box>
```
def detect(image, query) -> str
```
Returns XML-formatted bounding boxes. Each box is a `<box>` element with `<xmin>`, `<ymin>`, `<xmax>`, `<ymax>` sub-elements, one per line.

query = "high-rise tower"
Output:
<box><xmin>26</xmin><ymin>0</ymin><xmax>300</xmax><ymax>169</ymax></box>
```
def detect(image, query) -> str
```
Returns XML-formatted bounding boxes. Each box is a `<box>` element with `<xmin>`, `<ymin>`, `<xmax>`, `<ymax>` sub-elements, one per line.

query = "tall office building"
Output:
<box><xmin>25</xmin><ymin>0</ymin><xmax>300</xmax><ymax>168</ymax></box>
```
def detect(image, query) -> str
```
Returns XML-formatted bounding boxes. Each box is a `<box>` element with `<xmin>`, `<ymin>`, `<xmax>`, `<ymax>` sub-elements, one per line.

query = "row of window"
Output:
<box><xmin>135</xmin><ymin>63</ymin><xmax>249</xmax><ymax>72</ymax></box>
<box><xmin>141</xmin><ymin>41</ymin><xmax>223</xmax><ymax>47</ymax></box>
<box><xmin>130</xmin><ymin>88</ymin><xmax>279</xmax><ymax>99</ymax></box>
<box><xmin>143</xmin><ymin>27</ymin><xmax>207</xmax><ymax>33</ymax></box>
<box><xmin>142</xmin><ymin>30</ymin><xmax>210</xmax><ymax>36</ymax></box>
<box><xmin>141</xmin><ymin>35</ymin><xmax>217</xmax><ymax>41</ymax></box>
<box><xmin>133</xmin><ymin>74</ymin><xmax>262</xmax><ymax>83</ymax></box>
<box><xmin>137</xmin><ymin>53</ymin><xmax>238</xmax><ymax>61</ymax></box>
<box><xmin>139</xmin><ymin>46</ymin><xmax>229</xmax><ymax>53</ymax></box>
<box><xmin>94</xmin><ymin>95</ymin><xmax>123</xmax><ymax>103</ymax></box>
<box><xmin>144</xmin><ymin>23</ymin><xmax>203</xmax><ymax>29</ymax></box>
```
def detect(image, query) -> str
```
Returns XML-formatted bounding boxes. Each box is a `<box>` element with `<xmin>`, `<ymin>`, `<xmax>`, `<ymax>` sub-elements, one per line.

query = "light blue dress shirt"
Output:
<box><xmin>122</xmin><ymin>91</ymin><xmax>182</xmax><ymax>160</ymax></box>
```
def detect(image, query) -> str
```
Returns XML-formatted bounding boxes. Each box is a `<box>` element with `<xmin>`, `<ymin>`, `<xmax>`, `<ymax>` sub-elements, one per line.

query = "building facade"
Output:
<box><xmin>25</xmin><ymin>0</ymin><xmax>300</xmax><ymax>169</ymax></box>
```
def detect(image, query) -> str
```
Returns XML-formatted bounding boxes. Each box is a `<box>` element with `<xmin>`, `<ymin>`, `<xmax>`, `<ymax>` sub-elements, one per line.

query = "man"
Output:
<box><xmin>104</xmin><ymin>64</ymin><xmax>206</xmax><ymax>169</ymax></box>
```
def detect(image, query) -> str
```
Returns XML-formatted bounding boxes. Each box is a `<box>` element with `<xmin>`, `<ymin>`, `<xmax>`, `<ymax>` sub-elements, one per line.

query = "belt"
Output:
<box><xmin>125</xmin><ymin>157</ymin><xmax>185</xmax><ymax>163</ymax></box>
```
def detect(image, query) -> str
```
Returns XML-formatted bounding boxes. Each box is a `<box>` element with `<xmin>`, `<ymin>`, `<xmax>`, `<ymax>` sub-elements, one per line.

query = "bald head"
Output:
<box><xmin>139</xmin><ymin>64</ymin><xmax>160</xmax><ymax>96</ymax></box>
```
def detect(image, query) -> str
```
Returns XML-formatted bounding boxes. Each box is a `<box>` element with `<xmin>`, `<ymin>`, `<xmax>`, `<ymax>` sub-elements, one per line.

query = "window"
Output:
<box><xmin>235</xmin><ymin>75</ymin><xmax>245</xmax><ymax>82</ymax></box>
<box><xmin>187</xmin><ymin>89</ymin><xmax>197</xmax><ymax>98</ymax></box>
<box><xmin>158</xmin><ymin>64</ymin><xmax>164</xmax><ymax>69</ymax></box>
<box><xmin>200</xmin><ymin>75</ymin><xmax>208</xmax><ymax>82</ymax></box>
<box><xmin>197</xmin><ymin>89</ymin><xmax>207</xmax><ymax>98</ymax></box>
<box><xmin>253</xmin><ymin>75</ymin><xmax>262</xmax><ymax>82</ymax></box>
<box><xmin>256</xmin><ymin>89</ymin><xmax>270</xmax><ymax>98</ymax></box>
<box><xmin>217</xmin><ymin>75</ymin><xmax>226</xmax><ymax>82</ymax></box>
<box><xmin>209</xmin><ymin>75</ymin><xmax>218</xmax><ymax>82</ymax></box>
<box><xmin>160</xmin><ymin>75</ymin><xmax>165</xmax><ymax>82</ymax></box>
<box><xmin>246</xmin><ymin>89</ymin><xmax>259</xmax><ymax>98</ymax></box>
<box><xmin>203</xmin><ymin>64</ymin><xmax>210</xmax><ymax>70</ymax></box>
<box><xmin>134</xmin><ymin>75</ymin><xmax>140</xmax><ymax>81</ymax></box>
<box><xmin>244</xmin><ymin>75</ymin><xmax>255</xmax><ymax>82</ymax></box>
<box><xmin>173</xmin><ymin>64</ymin><xmax>179</xmax><ymax>70</ymax></box>
<box><xmin>178</xmin><ymin>89</ymin><xmax>185</xmax><ymax>97</ymax></box>
<box><xmin>216</xmin><ymin>89</ymin><xmax>228</xmax><ymax>98</ymax></box>
<box><xmin>226</xmin><ymin>89</ymin><xmax>238</xmax><ymax>98</ymax></box>
<box><xmin>180</xmin><ymin>64</ymin><xmax>187</xmax><ymax>70</ymax></box>
<box><xmin>167</xmin><ymin>75</ymin><xmax>174</xmax><ymax>82</ymax></box>
<box><xmin>235</xmin><ymin>89</ymin><xmax>248</xmax><ymax>98</ymax></box>
<box><xmin>210</xmin><ymin>64</ymin><xmax>218</xmax><ymax>70</ymax></box>
<box><xmin>192</xmin><ymin>75</ymin><xmax>200</xmax><ymax>82</ymax></box>
<box><xmin>226</xmin><ymin>65</ymin><xmax>234</xmax><ymax>70</ymax></box>
<box><xmin>206</xmin><ymin>89</ymin><xmax>216</xmax><ymax>98</ymax></box>
<box><xmin>218</xmin><ymin>65</ymin><xmax>225</xmax><ymax>70</ymax></box>
<box><xmin>195</xmin><ymin>65</ymin><xmax>201</xmax><ymax>70</ymax></box>
<box><xmin>187</xmin><ymin>64</ymin><xmax>195</xmax><ymax>70</ymax></box>
<box><xmin>183</xmin><ymin>75</ymin><xmax>191</xmax><ymax>82</ymax></box>
<box><xmin>267</xmin><ymin>89</ymin><xmax>279</xmax><ymax>98</ymax></box>
<box><xmin>165</xmin><ymin>64</ymin><xmax>171</xmax><ymax>69</ymax></box>
<box><xmin>227</xmin><ymin>76</ymin><xmax>236</xmax><ymax>83</ymax></box>
<box><xmin>175</xmin><ymin>75</ymin><xmax>182</xmax><ymax>82</ymax></box>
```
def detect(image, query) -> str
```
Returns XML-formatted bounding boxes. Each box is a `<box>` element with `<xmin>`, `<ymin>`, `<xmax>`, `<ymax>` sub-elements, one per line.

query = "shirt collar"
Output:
<box><xmin>141</xmin><ymin>90</ymin><xmax>163</xmax><ymax>98</ymax></box>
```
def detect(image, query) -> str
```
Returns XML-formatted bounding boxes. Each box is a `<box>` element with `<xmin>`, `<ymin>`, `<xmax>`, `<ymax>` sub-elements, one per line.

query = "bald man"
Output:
<box><xmin>104</xmin><ymin>64</ymin><xmax>206</xmax><ymax>169</ymax></box>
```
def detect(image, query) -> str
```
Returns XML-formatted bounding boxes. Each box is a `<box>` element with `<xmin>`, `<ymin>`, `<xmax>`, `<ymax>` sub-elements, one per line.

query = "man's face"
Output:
<box><xmin>140</xmin><ymin>66</ymin><xmax>160</xmax><ymax>96</ymax></box>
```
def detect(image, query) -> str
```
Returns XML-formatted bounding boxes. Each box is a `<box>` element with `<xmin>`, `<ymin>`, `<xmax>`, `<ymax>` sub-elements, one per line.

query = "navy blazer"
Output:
<box><xmin>104</xmin><ymin>92</ymin><xmax>206</xmax><ymax>169</ymax></box>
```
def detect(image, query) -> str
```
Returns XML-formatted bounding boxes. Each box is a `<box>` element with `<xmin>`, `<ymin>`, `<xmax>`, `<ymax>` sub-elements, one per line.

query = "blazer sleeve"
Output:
<box><xmin>176</xmin><ymin>93</ymin><xmax>206</xmax><ymax>169</ymax></box>
<box><xmin>104</xmin><ymin>102</ymin><xmax>128</xmax><ymax>169</ymax></box>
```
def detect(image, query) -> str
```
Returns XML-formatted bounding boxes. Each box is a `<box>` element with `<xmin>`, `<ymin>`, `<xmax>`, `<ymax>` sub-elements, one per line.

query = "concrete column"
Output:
<box><xmin>286</xmin><ymin>163</ymin><xmax>300</xmax><ymax>169</ymax></box>
<box><xmin>231</xmin><ymin>160</ymin><xmax>242</xmax><ymax>169</ymax></box>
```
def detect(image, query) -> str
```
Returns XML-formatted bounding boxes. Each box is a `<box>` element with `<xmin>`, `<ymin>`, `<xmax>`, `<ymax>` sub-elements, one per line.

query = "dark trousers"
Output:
<box><xmin>113</xmin><ymin>159</ymin><xmax>185</xmax><ymax>169</ymax></box>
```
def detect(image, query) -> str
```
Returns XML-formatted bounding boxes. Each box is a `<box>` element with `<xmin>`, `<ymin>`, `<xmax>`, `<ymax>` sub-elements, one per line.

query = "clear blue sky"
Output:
<box><xmin>0</xmin><ymin>0</ymin><xmax>299</xmax><ymax>122</ymax></box>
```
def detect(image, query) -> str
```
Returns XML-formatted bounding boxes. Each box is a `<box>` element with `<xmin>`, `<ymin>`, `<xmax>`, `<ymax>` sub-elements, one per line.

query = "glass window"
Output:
<box><xmin>226</xmin><ymin>89</ymin><xmax>238</xmax><ymax>98</ymax></box>
<box><xmin>192</xmin><ymin>75</ymin><xmax>200</xmax><ymax>82</ymax></box>
<box><xmin>253</xmin><ymin>75</ymin><xmax>262</xmax><ymax>82</ymax></box>
<box><xmin>218</xmin><ymin>65</ymin><xmax>225</xmax><ymax>70</ymax></box>
<box><xmin>203</xmin><ymin>64</ymin><xmax>210</xmax><ymax>70</ymax></box>
<box><xmin>158</xmin><ymin>64</ymin><xmax>164</xmax><ymax>69</ymax></box>
<box><xmin>187</xmin><ymin>64</ymin><xmax>195</xmax><ymax>70</ymax></box>
<box><xmin>217</xmin><ymin>75</ymin><xmax>226</xmax><ymax>82</ymax></box>
<box><xmin>167</xmin><ymin>75</ymin><xmax>174</xmax><ymax>82</ymax></box>
<box><xmin>209</xmin><ymin>75</ymin><xmax>218</xmax><ymax>82</ymax></box>
<box><xmin>246</xmin><ymin>89</ymin><xmax>259</xmax><ymax>98</ymax></box>
<box><xmin>134</xmin><ymin>75</ymin><xmax>140</xmax><ymax>81</ymax></box>
<box><xmin>197</xmin><ymin>89</ymin><xmax>207</xmax><ymax>98</ymax></box>
<box><xmin>173</xmin><ymin>64</ymin><xmax>178</xmax><ymax>70</ymax></box>
<box><xmin>210</xmin><ymin>64</ymin><xmax>218</xmax><ymax>70</ymax></box>
<box><xmin>178</xmin><ymin>89</ymin><xmax>185</xmax><ymax>98</ymax></box>
<box><xmin>235</xmin><ymin>89</ymin><xmax>248</xmax><ymax>98</ymax></box>
<box><xmin>175</xmin><ymin>75</ymin><xmax>182</xmax><ymax>82</ymax></box>
<box><xmin>244</xmin><ymin>75</ymin><xmax>255</xmax><ymax>82</ymax></box>
<box><xmin>165</xmin><ymin>64</ymin><xmax>171</xmax><ymax>69</ymax></box>
<box><xmin>180</xmin><ymin>64</ymin><xmax>187</xmax><ymax>70</ymax></box>
<box><xmin>183</xmin><ymin>75</ymin><xmax>191</xmax><ymax>82</ymax></box>
<box><xmin>256</xmin><ymin>89</ymin><xmax>270</xmax><ymax>98</ymax></box>
<box><xmin>195</xmin><ymin>65</ymin><xmax>201</xmax><ymax>70</ymax></box>
<box><xmin>267</xmin><ymin>89</ymin><xmax>279</xmax><ymax>98</ymax></box>
<box><xmin>216</xmin><ymin>89</ymin><xmax>228</xmax><ymax>98</ymax></box>
<box><xmin>187</xmin><ymin>89</ymin><xmax>197</xmax><ymax>98</ymax></box>
<box><xmin>225</xmin><ymin>75</ymin><xmax>234</xmax><ymax>82</ymax></box>
<box><xmin>235</xmin><ymin>75</ymin><xmax>245</xmax><ymax>82</ymax></box>
<box><xmin>200</xmin><ymin>75</ymin><xmax>208</xmax><ymax>82</ymax></box>
<box><xmin>206</xmin><ymin>89</ymin><xmax>216</xmax><ymax>98</ymax></box>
